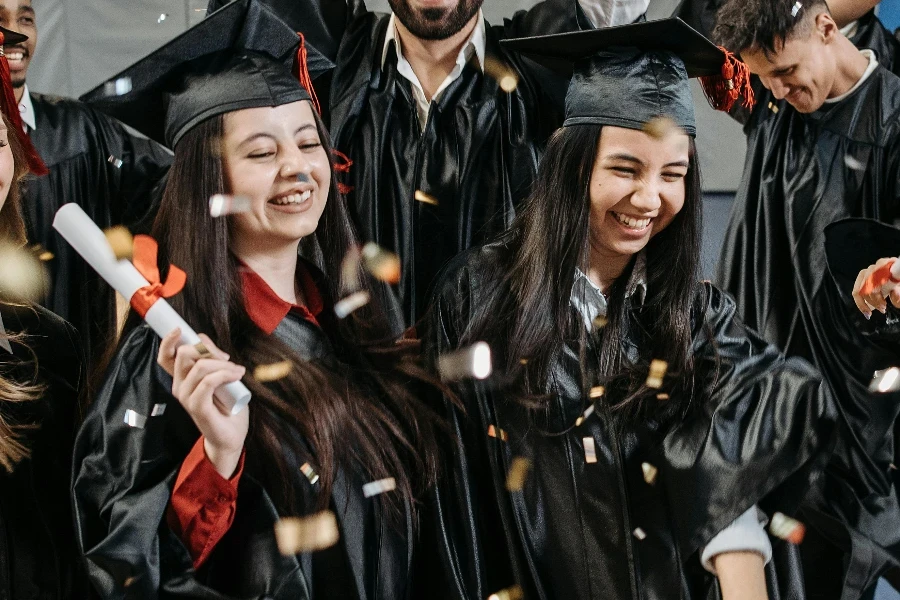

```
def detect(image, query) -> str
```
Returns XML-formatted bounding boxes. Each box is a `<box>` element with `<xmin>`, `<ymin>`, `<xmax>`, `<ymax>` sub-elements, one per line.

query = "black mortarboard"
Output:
<box><xmin>80</xmin><ymin>0</ymin><xmax>334</xmax><ymax>147</ymax></box>
<box><xmin>501</xmin><ymin>18</ymin><xmax>753</xmax><ymax>136</ymax></box>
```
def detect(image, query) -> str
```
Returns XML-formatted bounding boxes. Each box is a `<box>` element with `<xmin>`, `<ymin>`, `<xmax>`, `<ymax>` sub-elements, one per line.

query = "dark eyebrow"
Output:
<box><xmin>18</xmin><ymin>5</ymin><xmax>34</xmax><ymax>16</ymax></box>
<box><xmin>295</xmin><ymin>123</ymin><xmax>317</xmax><ymax>134</ymax></box>
<box><xmin>664</xmin><ymin>160</ymin><xmax>690</xmax><ymax>168</ymax></box>
<box><xmin>237</xmin><ymin>133</ymin><xmax>275</xmax><ymax>148</ymax></box>
<box><xmin>605</xmin><ymin>153</ymin><xmax>644</xmax><ymax>166</ymax></box>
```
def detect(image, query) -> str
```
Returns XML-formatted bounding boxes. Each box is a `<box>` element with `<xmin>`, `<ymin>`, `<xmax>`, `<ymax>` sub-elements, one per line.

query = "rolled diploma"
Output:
<box><xmin>52</xmin><ymin>203</ymin><xmax>251</xmax><ymax>414</ymax></box>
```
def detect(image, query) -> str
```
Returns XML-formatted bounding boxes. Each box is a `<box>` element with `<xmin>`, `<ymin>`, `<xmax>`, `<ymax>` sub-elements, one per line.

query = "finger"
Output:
<box><xmin>157</xmin><ymin>328</ymin><xmax>182</xmax><ymax>376</ymax></box>
<box><xmin>197</xmin><ymin>333</ymin><xmax>229</xmax><ymax>360</ymax></box>
<box><xmin>853</xmin><ymin>270</ymin><xmax>872</xmax><ymax>318</ymax></box>
<box><xmin>177</xmin><ymin>359</ymin><xmax>241</xmax><ymax>408</ymax></box>
<box><xmin>892</xmin><ymin>287</ymin><xmax>900</xmax><ymax>309</ymax></box>
<box><xmin>188</xmin><ymin>367</ymin><xmax>247</xmax><ymax>416</ymax></box>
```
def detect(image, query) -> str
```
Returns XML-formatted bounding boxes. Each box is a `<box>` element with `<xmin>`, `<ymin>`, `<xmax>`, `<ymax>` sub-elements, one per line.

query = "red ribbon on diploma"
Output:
<box><xmin>860</xmin><ymin>259</ymin><xmax>900</xmax><ymax>296</ymax></box>
<box><xmin>130</xmin><ymin>234</ymin><xmax>186</xmax><ymax>317</ymax></box>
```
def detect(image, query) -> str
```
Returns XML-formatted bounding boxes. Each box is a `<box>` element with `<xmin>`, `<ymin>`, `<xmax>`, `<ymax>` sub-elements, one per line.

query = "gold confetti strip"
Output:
<box><xmin>870</xmin><ymin>367</ymin><xmax>900</xmax><ymax>393</ymax></box>
<box><xmin>334</xmin><ymin>290</ymin><xmax>371</xmax><ymax>319</ymax></box>
<box><xmin>575</xmin><ymin>404</ymin><xmax>595</xmax><ymax>427</ymax></box>
<box><xmin>768</xmin><ymin>101</ymin><xmax>779</xmax><ymax>114</ymax></box>
<box><xmin>438</xmin><ymin>342</ymin><xmax>493</xmax><ymax>381</ymax></box>
<box><xmin>589</xmin><ymin>386</ymin><xmax>605</xmax><ymax>399</ymax></box>
<box><xmin>769</xmin><ymin>512</ymin><xmax>806</xmax><ymax>544</ymax></box>
<box><xmin>254</xmin><ymin>360</ymin><xmax>292</xmax><ymax>382</ymax></box>
<box><xmin>361</xmin><ymin>242</ymin><xmax>401</xmax><ymax>284</ymax></box>
<box><xmin>641</xmin><ymin>462</ymin><xmax>658</xmax><ymax>485</ymax></box>
<box><xmin>642</xmin><ymin>116</ymin><xmax>680</xmax><ymax>140</ymax></box>
<box><xmin>484</xmin><ymin>57</ymin><xmax>519</xmax><ymax>93</ymax></box>
<box><xmin>0</xmin><ymin>243</ymin><xmax>48</xmax><ymax>302</ymax></box>
<box><xmin>645</xmin><ymin>359</ymin><xmax>668</xmax><ymax>389</ymax></box>
<box><xmin>103</xmin><ymin>225</ymin><xmax>134</xmax><ymax>260</ymax></box>
<box><xmin>632</xmin><ymin>527</ymin><xmax>647</xmax><ymax>541</ymax></box>
<box><xmin>209</xmin><ymin>194</ymin><xmax>252</xmax><ymax>217</ymax></box>
<box><xmin>414</xmin><ymin>190</ymin><xmax>439</xmax><ymax>206</ymax></box>
<box><xmin>488</xmin><ymin>585</ymin><xmax>524</xmax><ymax>600</ymax></box>
<box><xmin>363</xmin><ymin>477</ymin><xmax>397</xmax><ymax>498</ymax></box>
<box><xmin>301</xmin><ymin>462</ymin><xmax>320</xmax><ymax>485</ymax></box>
<box><xmin>505</xmin><ymin>457</ymin><xmax>531</xmax><ymax>492</ymax></box>
<box><xmin>340</xmin><ymin>245</ymin><xmax>362</xmax><ymax>291</ymax></box>
<box><xmin>123</xmin><ymin>409</ymin><xmax>147</xmax><ymax>429</ymax></box>
<box><xmin>103</xmin><ymin>77</ymin><xmax>132</xmax><ymax>97</ymax></box>
<box><xmin>488</xmin><ymin>425</ymin><xmax>509</xmax><ymax>442</ymax></box>
<box><xmin>593</xmin><ymin>315</ymin><xmax>608</xmax><ymax>329</ymax></box>
<box><xmin>519</xmin><ymin>358</ymin><xmax>529</xmax><ymax>365</ymax></box>
<box><xmin>274</xmin><ymin>511</ymin><xmax>340</xmax><ymax>554</ymax></box>
<box><xmin>29</xmin><ymin>244</ymin><xmax>53</xmax><ymax>262</ymax></box>
<box><xmin>123</xmin><ymin>576</ymin><xmax>137</xmax><ymax>587</ymax></box>
<box><xmin>656</xmin><ymin>393</ymin><xmax>670</xmax><ymax>400</ymax></box>
<box><xmin>583</xmin><ymin>436</ymin><xmax>597</xmax><ymax>464</ymax></box>
<box><xmin>150</xmin><ymin>404</ymin><xmax>167</xmax><ymax>417</ymax></box>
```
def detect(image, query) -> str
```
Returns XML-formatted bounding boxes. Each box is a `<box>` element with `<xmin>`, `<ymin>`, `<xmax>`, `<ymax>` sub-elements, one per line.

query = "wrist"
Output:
<box><xmin>202</xmin><ymin>438</ymin><xmax>243</xmax><ymax>479</ymax></box>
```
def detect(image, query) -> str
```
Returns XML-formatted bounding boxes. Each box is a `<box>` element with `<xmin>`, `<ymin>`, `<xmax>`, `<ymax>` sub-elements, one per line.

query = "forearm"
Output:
<box><xmin>828</xmin><ymin>0</ymin><xmax>880</xmax><ymax>27</ymax></box>
<box><xmin>714</xmin><ymin>552</ymin><xmax>769</xmax><ymax>600</ymax></box>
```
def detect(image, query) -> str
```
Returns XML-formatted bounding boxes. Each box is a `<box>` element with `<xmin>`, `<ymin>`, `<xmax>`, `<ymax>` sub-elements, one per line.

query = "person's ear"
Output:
<box><xmin>815</xmin><ymin>12</ymin><xmax>839</xmax><ymax>44</ymax></box>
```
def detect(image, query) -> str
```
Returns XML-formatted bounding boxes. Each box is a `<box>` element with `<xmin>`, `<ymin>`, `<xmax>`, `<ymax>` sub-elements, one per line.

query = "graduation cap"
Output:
<box><xmin>0</xmin><ymin>27</ymin><xmax>47</xmax><ymax>175</ymax></box>
<box><xmin>501</xmin><ymin>18</ymin><xmax>754</xmax><ymax>136</ymax></box>
<box><xmin>80</xmin><ymin>0</ymin><xmax>334</xmax><ymax>147</ymax></box>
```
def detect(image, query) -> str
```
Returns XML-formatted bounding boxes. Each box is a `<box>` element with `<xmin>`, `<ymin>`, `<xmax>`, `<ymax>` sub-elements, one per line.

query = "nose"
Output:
<box><xmin>279</xmin><ymin>145</ymin><xmax>313</xmax><ymax>181</ymax></box>
<box><xmin>630</xmin><ymin>180</ymin><xmax>662</xmax><ymax>213</ymax></box>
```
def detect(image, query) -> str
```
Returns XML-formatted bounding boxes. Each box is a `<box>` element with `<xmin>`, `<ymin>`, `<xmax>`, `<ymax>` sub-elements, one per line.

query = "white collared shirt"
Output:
<box><xmin>823</xmin><ymin>49</ymin><xmax>878</xmax><ymax>105</ymax></box>
<box><xmin>18</xmin><ymin>84</ymin><xmax>35</xmax><ymax>132</ymax></box>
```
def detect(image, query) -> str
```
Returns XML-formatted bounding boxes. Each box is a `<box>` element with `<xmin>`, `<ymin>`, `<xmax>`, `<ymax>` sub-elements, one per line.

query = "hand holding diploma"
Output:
<box><xmin>52</xmin><ymin>203</ymin><xmax>252</xmax><ymax>414</ymax></box>
<box><xmin>853</xmin><ymin>257</ymin><xmax>900</xmax><ymax>318</ymax></box>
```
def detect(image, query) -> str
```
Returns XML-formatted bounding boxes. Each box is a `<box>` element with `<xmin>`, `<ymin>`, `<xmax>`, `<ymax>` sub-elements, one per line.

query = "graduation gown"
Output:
<box><xmin>420</xmin><ymin>244</ymin><xmax>838</xmax><ymax>600</ymax></box>
<box><xmin>0</xmin><ymin>303</ymin><xmax>93</xmax><ymax>599</ymax></box>
<box><xmin>715</xmin><ymin>60</ymin><xmax>900</xmax><ymax>595</ymax></box>
<box><xmin>22</xmin><ymin>93</ymin><xmax>172</xmax><ymax>371</ymax></box>
<box><xmin>207</xmin><ymin>0</ymin><xmax>583</xmax><ymax>326</ymax></box>
<box><xmin>72</xmin><ymin>312</ymin><xmax>412</xmax><ymax>599</ymax></box>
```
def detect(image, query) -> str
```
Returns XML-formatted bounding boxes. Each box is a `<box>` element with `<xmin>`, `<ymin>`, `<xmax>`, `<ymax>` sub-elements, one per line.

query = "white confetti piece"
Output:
<box><xmin>124</xmin><ymin>409</ymin><xmax>147</xmax><ymax>429</ymax></box>
<box><xmin>437</xmin><ymin>342</ymin><xmax>492</xmax><ymax>381</ymax></box>
<box><xmin>362</xmin><ymin>477</ymin><xmax>396</xmax><ymax>498</ymax></box>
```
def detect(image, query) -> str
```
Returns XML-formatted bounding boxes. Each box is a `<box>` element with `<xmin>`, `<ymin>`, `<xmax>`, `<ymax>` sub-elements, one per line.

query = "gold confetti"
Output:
<box><xmin>633</xmin><ymin>527</ymin><xmax>647</xmax><ymax>540</ymax></box>
<box><xmin>642</xmin><ymin>116</ymin><xmax>680</xmax><ymax>140</ymax></box>
<box><xmin>254</xmin><ymin>360</ymin><xmax>292</xmax><ymax>382</ymax></box>
<box><xmin>300</xmin><ymin>462</ymin><xmax>320</xmax><ymax>484</ymax></box>
<box><xmin>583</xmin><ymin>436</ymin><xmax>597</xmax><ymax>463</ymax></box>
<box><xmin>29</xmin><ymin>244</ymin><xmax>53</xmax><ymax>261</ymax></box>
<box><xmin>505</xmin><ymin>457</ymin><xmax>531</xmax><ymax>491</ymax></box>
<box><xmin>870</xmin><ymin>367</ymin><xmax>900</xmax><ymax>393</ymax></box>
<box><xmin>592</xmin><ymin>315</ymin><xmax>608</xmax><ymax>329</ymax></box>
<box><xmin>0</xmin><ymin>243</ymin><xmax>48</xmax><ymax>302</ymax></box>
<box><xmin>589</xmin><ymin>386</ymin><xmax>605</xmax><ymax>399</ymax></box>
<box><xmin>645</xmin><ymin>359</ymin><xmax>668</xmax><ymax>389</ymax></box>
<box><xmin>641</xmin><ymin>462</ymin><xmax>658</xmax><ymax>485</ymax></box>
<box><xmin>340</xmin><ymin>245</ymin><xmax>362</xmax><ymax>291</ymax></box>
<box><xmin>123</xmin><ymin>576</ymin><xmax>137</xmax><ymax>587</ymax></box>
<box><xmin>656</xmin><ymin>393</ymin><xmax>670</xmax><ymax>400</ymax></box>
<box><xmin>362</xmin><ymin>477</ymin><xmax>397</xmax><ymax>498</ymax></box>
<box><xmin>488</xmin><ymin>425</ymin><xmax>508</xmax><ymax>442</ymax></box>
<box><xmin>104</xmin><ymin>226</ymin><xmax>134</xmax><ymax>260</ymax></box>
<box><xmin>484</xmin><ymin>57</ymin><xmax>519</xmax><ymax>93</ymax></box>
<box><xmin>209</xmin><ymin>194</ymin><xmax>252</xmax><ymax>217</ymax></box>
<box><xmin>438</xmin><ymin>342</ymin><xmax>492</xmax><ymax>380</ymax></box>
<box><xmin>768</xmin><ymin>101</ymin><xmax>780</xmax><ymax>114</ymax></box>
<box><xmin>769</xmin><ymin>512</ymin><xmax>806</xmax><ymax>544</ymax></box>
<box><xmin>488</xmin><ymin>586</ymin><xmax>524</xmax><ymax>600</ymax></box>
<box><xmin>274</xmin><ymin>511</ymin><xmax>340</xmax><ymax>554</ymax></box>
<box><xmin>519</xmin><ymin>358</ymin><xmax>529</xmax><ymax>365</ymax></box>
<box><xmin>414</xmin><ymin>190</ymin><xmax>439</xmax><ymax>206</ymax></box>
<box><xmin>575</xmin><ymin>404</ymin><xmax>595</xmax><ymax>426</ymax></box>
<box><xmin>334</xmin><ymin>290</ymin><xmax>370</xmax><ymax>318</ymax></box>
<box><xmin>361</xmin><ymin>242</ymin><xmax>401</xmax><ymax>284</ymax></box>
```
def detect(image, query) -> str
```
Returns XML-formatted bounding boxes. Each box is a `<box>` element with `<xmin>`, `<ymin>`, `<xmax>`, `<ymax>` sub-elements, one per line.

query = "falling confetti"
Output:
<box><xmin>592</xmin><ymin>315</ymin><xmax>608</xmax><ymax>329</ymax></box>
<box><xmin>414</xmin><ymin>190</ymin><xmax>439</xmax><ymax>206</ymax></box>
<box><xmin>362</xmin><ymin>242</ymin><xmax>401</xmax><ymax>284</ymax></box>
<box><xmin>488</xmin><ymin>425</ymin><xmax>509</xmax><ymax>442</ymax></box>
<box><xmin>583</xmin><ymin>436</ymin><xmax>597</xmax><ymax>463</ymax></box>
<box><xmin>767</xmin><ymin>101</ymin><xmax>779</xmax><ymax>114</ymax></box>
<box><xmin>363</xmin><ymin>477</ymin><xmax>397</xmax><ymax>498</ymax></box>
<box><xmin>656</xmin><ymin>393</ymin><xmax>670</xmax><ymax>400</ymax></box>
<box><xmin>575</xmin><ymin>404</ymin><xmax>595</xmax><ymax>426</ymax></box>
<box><xmin>519</xmin><ymin>358</ymin><xmax>529</xmax><ymax>365</ymax></box>
<box><xmin>209</xmin><ymin>194</ymin><xmax>252</xmax><ymax>217</ymax></box>
<box><xmin>29</xmin><ymin>244</ymin><xmax>53</xmax><ymax>261</ymax></box>
<box><xmin>0</xmin><ymin>243</ymin><xmax>48</xmax><ymax>302</ymax></box>
<box><xmin>488</xmin><ymin>586</ymin><xmax>524</xmax><ymax>600</ymax></box>
<box><xmin>645</xmin><ymin>359</ymin><xmax>668</xmax><ymax>389</ymax></box>
<box><xmin>484</xmin><ymin>57</ymin><xmax>519</xmax><ymax>93</ymax></box>
<box><xmin>589</xmin><ymin>386</ymin><xmax>605</xmax><ymax>399</ymax></box>
<box><xmin>150</xmin><ymin>403</ymin><xmax>167</xmax><ymax>416</ymax></box>
<box><xmin>157</xmin><ymin>13</ymin><xmax>168</xmax><ymax>23</ymax></box>
<box><xmin>123</xmin><ymin>409</ymin><xmax>147</xmax><ymax>429</ymax></box>
<box><xmin>769</xmin><ymin>512</ymin><xmax>806</xmax><ymax>544</ymax></box>
<box><xmin>340</xmin><ymin>245</ymin><xmax>362</xmax><ymax>291</ymax></box>
<box><xmin>438</xmin><ymin>342</ymin><xmax>493</xmax><ymax>381</ymax></box>
<box><xmin>633</xmin><ymin>527</ymin><xmax>647</xmax><ymax>540</ymax></box>
<box><xmin>103</xmin><ymin>77</ymin><xmax>133</xmax><ymax>97</ymax></box>
<box><xmin>642</xmin><ymin>116</ymin><xmax>680</xmax><ymax>140</ymax></box>
<box><xmin>791</xmin><ymin>1</ymin><xmax>802</xmax><ymax>17</ymax></box>
<box><xmin>274</xmin><ymin>511</ymin><xmax>340</xmax><ymax>554</ymax></box>
<box><xmin>505</xmin><ymin>457</ymin><xmax>531</xmax><ymax>491</ymax></box>
<box><xmin>300</xmin><ymin>462</ymin><xmax>319</xmax><ymax>485</ymax></box>
<box><xmin>104</xmin><ymin>225</ymin><xmax>134</xmax><ymax>260</ymax></box>
<box><xmin>334</xmin><ymin>291</ymin><xmax>370</xmax><ymax>318</ymax></box>
<box><xmin>107</xmin><ymin>155</ymin><xmax>124</xmax><ymax>169</ymax></box>
<box><xmin>254</xmin><ymin>360</ymin><xmax>292</xmax><ymax>382</ymax></box>
<box><xmin>870</xmin><ymin>367</ymin><xmax>900</xmax><ymax>393</ymax></box>
<box><xmin>641</xmin><ymin>462</ymin><xmax>658</xmax><ymax>485</ymax></box>
<box><xmin>843</xmin><ymin>155</ymin><xmax>865</xmax><ymax>171</ymax></box>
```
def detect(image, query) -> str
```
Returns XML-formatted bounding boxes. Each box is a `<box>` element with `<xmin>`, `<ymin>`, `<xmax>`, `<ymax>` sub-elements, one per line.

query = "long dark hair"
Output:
<box><xmin>458</xmin><ymin>124</ymin><xmax>704</xmax><ymax>426</ymax></box>
<box><xmin>0</xmin><ymin>111</ymin><xmax>31</xmax><ymax>246</ymax></box>
<box><xmin>132</xmin><ymin>103</ymin><xmax>444</xmax><ymax>519</ymax></box>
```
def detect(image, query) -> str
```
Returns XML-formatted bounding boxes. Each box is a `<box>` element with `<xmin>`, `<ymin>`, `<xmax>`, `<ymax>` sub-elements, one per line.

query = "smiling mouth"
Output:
<box><xmin>611</xmin><ymin>211</ymin><xmax>652</xmax><ymax>231</ymax></box>
<box><xmin>269</xmin><ymin>190</ymin><xmax>311</xmax><ymax>206</ymax></box>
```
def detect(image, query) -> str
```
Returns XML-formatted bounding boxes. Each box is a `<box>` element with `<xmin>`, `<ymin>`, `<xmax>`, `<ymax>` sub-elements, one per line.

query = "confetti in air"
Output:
<box><xmin>157</xmin><ymin>13</ymin><xmax>168</xmax><ymax>23</ymax></box>
<box><xmin>656</xmin><ymin>393</ymin><xmax>670</xmax><ymax>400</ymax></box>
<box><xmin>254</xmin><ymin>360</ymin><xmax>292</xmax><ymax>382</ymax></box>
<box><xmin>123</xmin><ymin>409</ymin><xmax>147</xmax><ymax>429</ymax></box>
<box><xmin>488</xmin><ymin>586</ymin><xmax>524</xmax><ymax>600</ymax></box>
<box><xmin>791</xmin><ymin>1</ymin><xmax>803</xmax><ymax>17</ymax></box>
<box><xmin>0</xmin><ymin>243</ymin><xmax>48</xmax><ymax>302</ymax></box>
<box><xmin>334</xmin><ymin>291</ymin><xmax>371</xmax><ymax>318</ymax></box>
<box><xmin>592</xmin><ymin>315</ymin><xmax>608</xmax><ymax>329</ymax></box>
<box><xmin>843</xmin><ymin>155</ymin><xmax>865</xmax><ymax>171</ymax></box>
<box><xmin>769</xmin><ymin>512</ymin><xmax>806</xmax><ymax>544</ymax></box>
<box><xmin>275</xmin><ymin>511</ymin><xmax>340</xmax><ymax>554</ymax></box>
<box><xmin>107</xmin><ymin>155</ymin><xmax>124</xmax><ymax>169</ymax></box>
<box><xmin>583</xmin><ymin>436</ymin><xmax>597</xmax><ymax>463</ymax></box>
<box><xmin>484</xmin><ymin>57</ymin><xmax>519</xmax><ymax>93</ymax></box>
<box><xmin>150</xmin><ymin>404</ymin><xmax>167</xmax><ymax>417</ymax></box>
<box><xmin>29</xmin><ymin>244</ymin><xmax>53</xmax><ymax>261</ymax></box>
<box><xmin>414</xmin><ymin>190</ymin><xmax>439</xmax><ymax>206</ymax></box>
<box><xmin>103</xmin><ymin>77</ymin><xmax>133</xmax><ymax>97</ymax></box>
<box><xmin>589</xmin><ymin>386</ymin><xmax>605</xmax><ymax>399</ymax></box>
<box><xmin>361</xmin><ymin>242</ymin><xmax>401</xmax><ymax>284</ymax></box>
<box><xmin>767</xmin><ymin>101</ymin><xmax>779</xmax><ymax>114</ymax></box>
<box><xmin>488</xmin><ymin>425</ymin><xmax>509</xmax><ymax>442</ymax></box>
<box><xmin>505</xmin><ymin>457</ymin><xmax>531</xmax><ymax>491</ymax></box>
<box><xmin>300</xmin><ymin>462</ymin><xmax>319</xmax><ymax>485</ymax></box>
<box><xmin>575</xmin><ymin>404</ymin><xmax>595</xmax><ymax>427</ymax></box>
<box><xmin>633</xmin><ymin>527</ymin><xmax>647</xmax><ymax>540</ymax></box>
<box><xmin>438</xmin><ymin>342</ymin><xmax>493</xmax><ymax>380</ymax></box>
<box><xmin>645</xmin><ymin>359</ymin><xmax>668</xmax><ymax>389</ymax></box>
<box><xmin>642</xmin><ymin>116</ymin><xmax>680</xmax><ymax>140</ymax></box>
<box><xmin>641</xmin><ymin>462</ymin><xmax>658</xmax><ymax>485</ymax></box>
<box><xmin>209</xmin><ymin>194</ymin><xmax>252</xmax><ymax>217</ymax></box>
<box><xmin>340</xmin><ymin>245</ymin><xmax>362</xmax><ymax>292</ymax></box>
<box><xmin>104</xmin><ymin>226</ymin><xmax>134</xmax><ymax>260</ymax></box>
<box><xmin>870</xmin><ymin>367</ymin><xmax>900</xmax><ymax>393</ymax></box>
<box><xmin>363</xmin><ymin>477</ymin><xmax>397</xmax><ymax>498</ymax></box>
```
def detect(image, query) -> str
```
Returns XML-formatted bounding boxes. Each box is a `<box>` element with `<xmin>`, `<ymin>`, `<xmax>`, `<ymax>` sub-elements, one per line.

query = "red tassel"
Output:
<box><xmin>699</xmin><ymin>47</ymin><xmax>755</xmax><ymax>113</ymax></box>
<box><xmin>294</xmin><ymin>32</ymin><xmax>321</xmax><ymax>116</ymax></box>
<box><xmin>331</xmin><ymin>149</ymin><xmax>353</xmax><ymax>195</ymax></box>
<box><xmin>0</xmin><ymin>32</ymin><xmax>47</xmax><ymax>175</ymax></box>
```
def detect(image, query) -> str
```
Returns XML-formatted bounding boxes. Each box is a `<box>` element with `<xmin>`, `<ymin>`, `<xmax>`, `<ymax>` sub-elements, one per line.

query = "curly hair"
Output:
<box><xmin>713</xmin><ymin>0</ymin><xmax>830</xmax><ymax>56</ymax></box>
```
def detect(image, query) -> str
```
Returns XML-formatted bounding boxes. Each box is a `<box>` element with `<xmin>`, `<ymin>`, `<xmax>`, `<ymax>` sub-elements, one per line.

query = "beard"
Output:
<box><xmin>388</xmin><ymin>0</ymin><xmax>484</xmax><ymax>40</ymax></box>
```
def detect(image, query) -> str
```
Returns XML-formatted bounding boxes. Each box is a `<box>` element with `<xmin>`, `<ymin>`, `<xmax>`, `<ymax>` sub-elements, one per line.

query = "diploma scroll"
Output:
<box><xmin>52</xmin><ymin>203</ymin><xmax>251</xmax><ymax>414</ymax></box>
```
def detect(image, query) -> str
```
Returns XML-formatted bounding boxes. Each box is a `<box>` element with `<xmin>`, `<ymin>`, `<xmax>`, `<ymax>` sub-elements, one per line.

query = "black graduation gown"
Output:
<box><xmin>22</xmin><ymin>93</ymin><xmax>172</xmax><ymax>371</ymax></box>
<box><xmin>72</xmin><ymin>312</ymin><xmax>412</xmax><ymax>599</ymax></box>
<box><xmin>0</xmin><ymin>302</ymin><xmax>93</xmax><ymax>600</ymax></box>
<box><xmin>419</xmin><ymin>244</ymin><xmax>838</xmax><ymax>600</ymax></box>
<box><xmin>715</xmin><ymin>61</ymin><xmax>900</xmax><ymax>595</ymax></box>
<box><xmin>207</xmin><ymin>0</ymin><xmax>583</xmax><ymax>326</ymax></box>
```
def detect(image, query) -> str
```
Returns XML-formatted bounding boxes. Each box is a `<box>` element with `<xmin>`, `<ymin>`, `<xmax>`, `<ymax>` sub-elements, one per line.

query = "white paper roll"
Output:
<box><xmin>52</xmin><ymin>203</ymin><xmax>251</xmax><ymax>414</ymax></box>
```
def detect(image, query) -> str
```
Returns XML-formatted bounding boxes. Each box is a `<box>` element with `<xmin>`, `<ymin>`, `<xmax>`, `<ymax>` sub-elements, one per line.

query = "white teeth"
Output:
<box><xmin>613</xmin><ymin>212</ymin><xmax>651</xmax><ymax>230</ymax></box>
<box><xmin>270</xmin><ymin>190</ymin><xmax>312</xmax><ymax>206</ymax></box>
<box><xmin>6</xmin><ymin>53</ymin><xmax>23</xmax><ymax>61</ymax></box>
